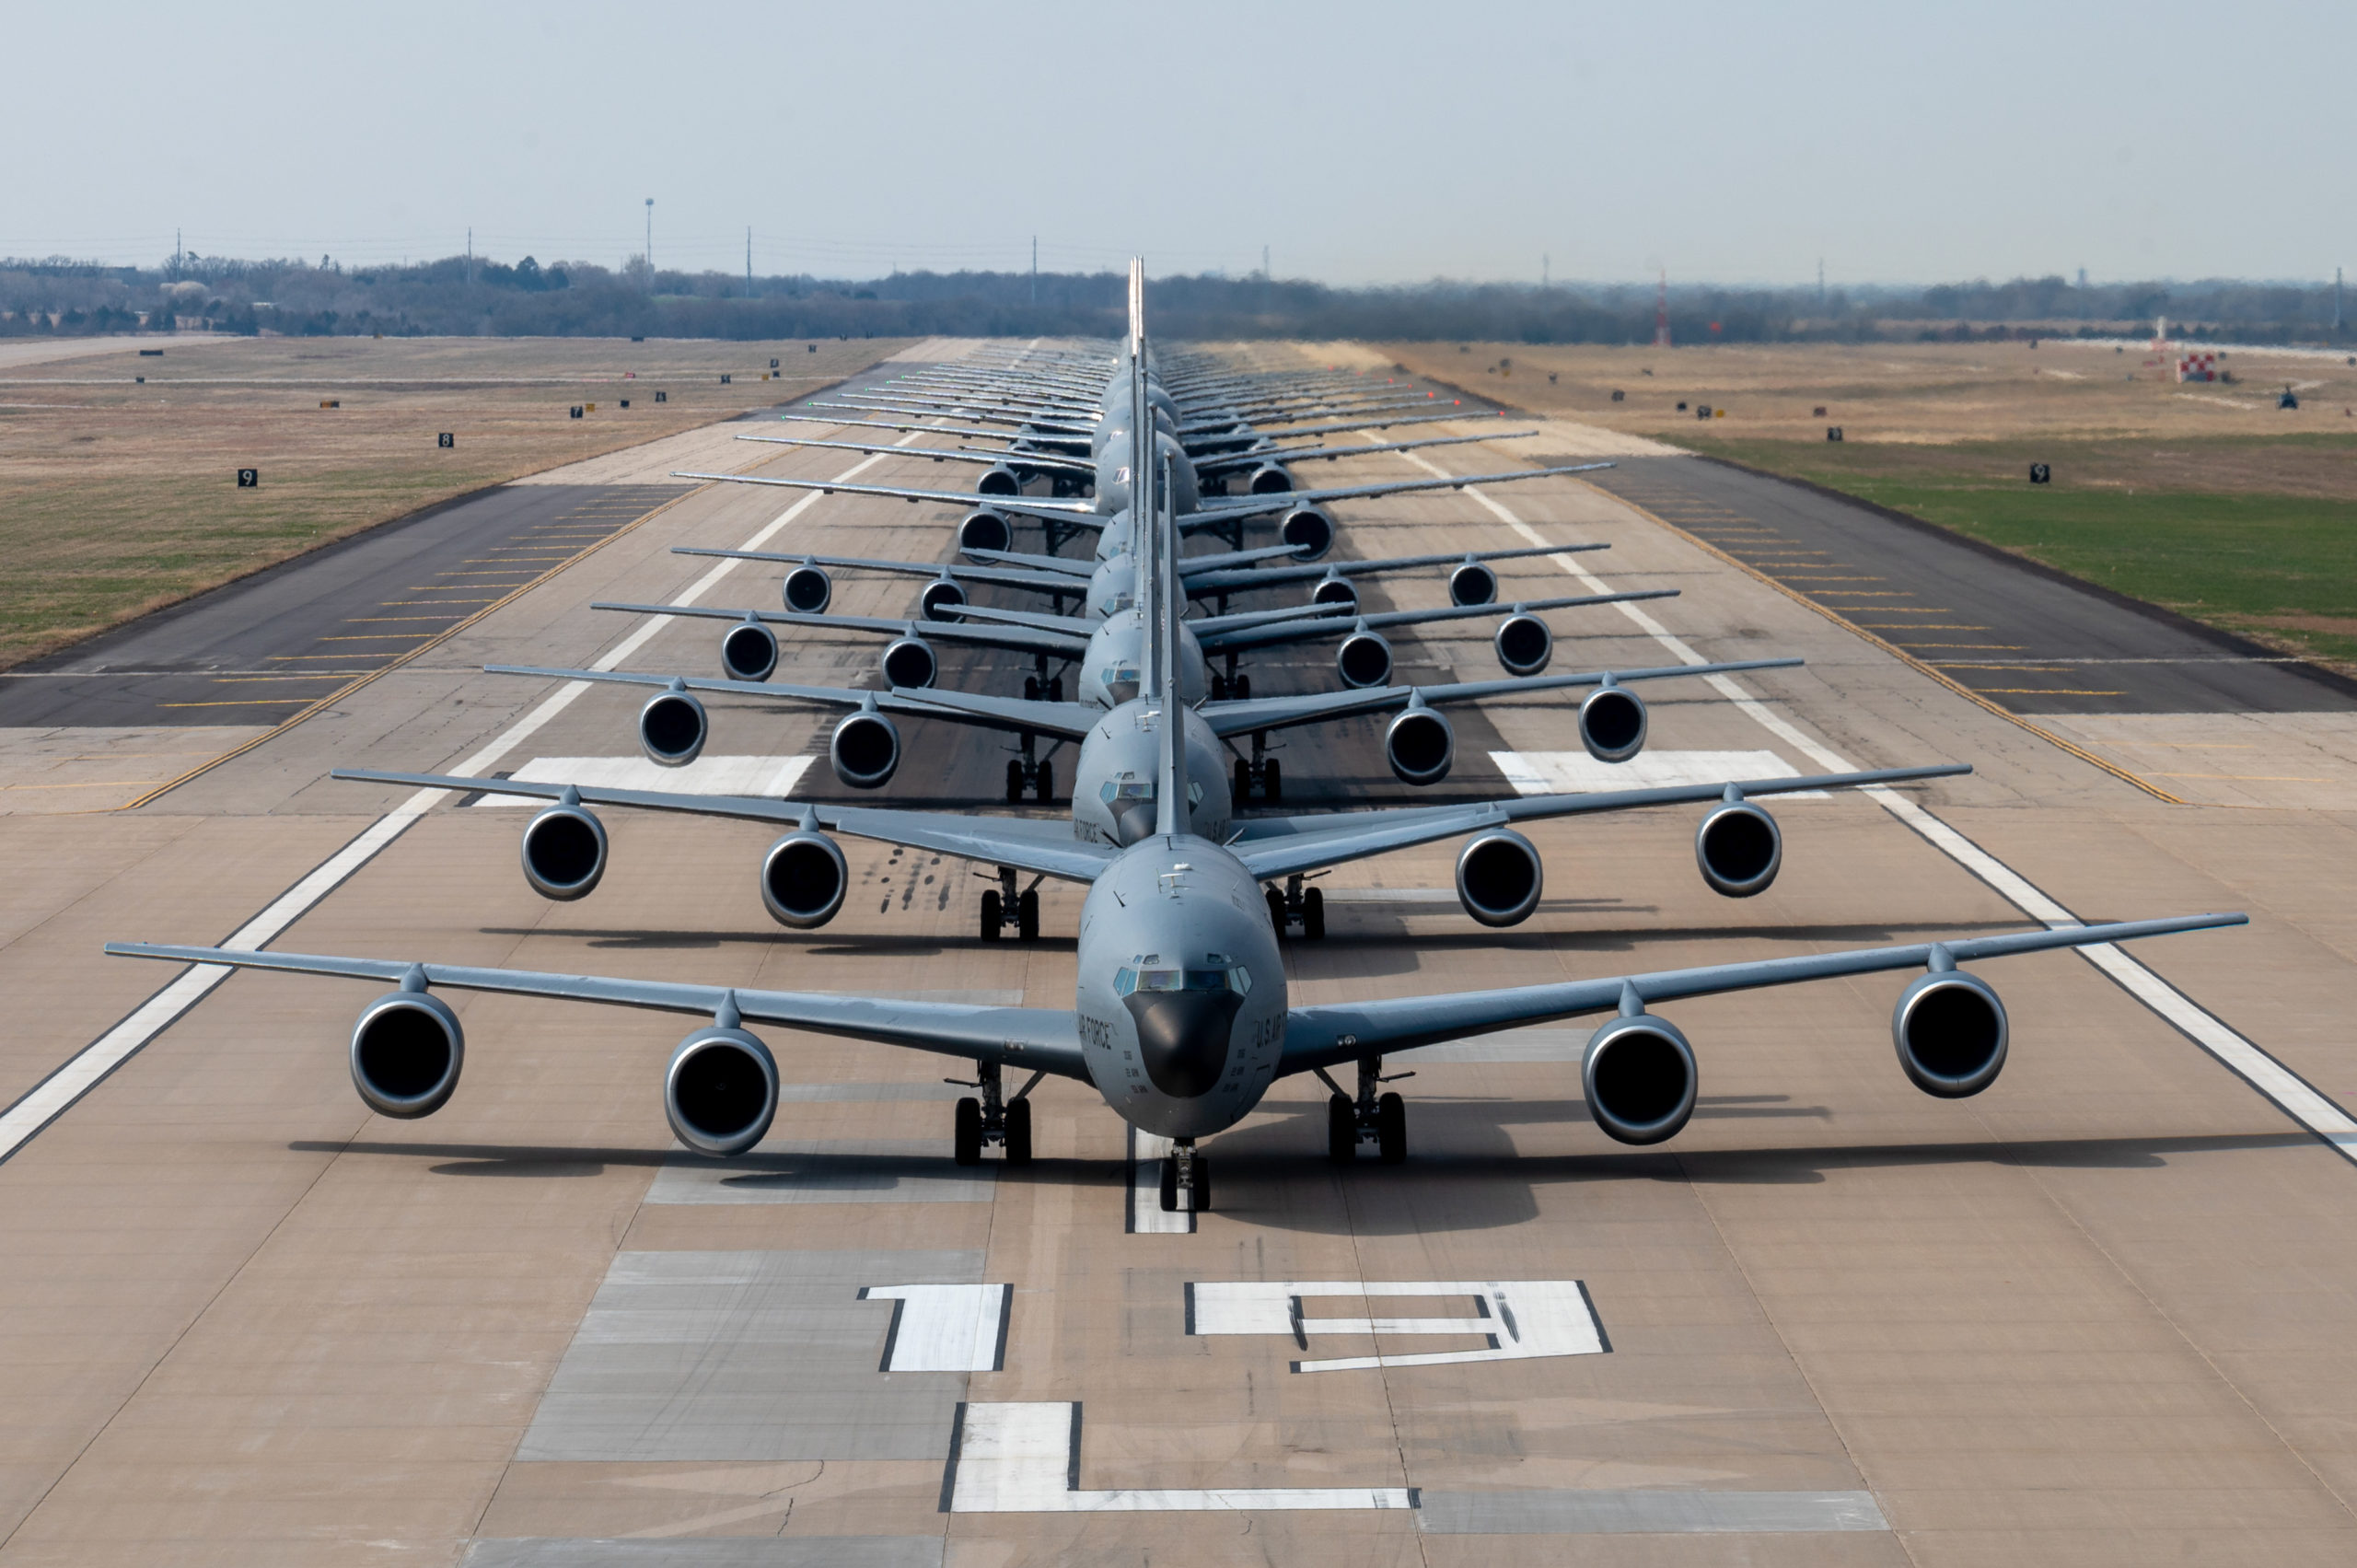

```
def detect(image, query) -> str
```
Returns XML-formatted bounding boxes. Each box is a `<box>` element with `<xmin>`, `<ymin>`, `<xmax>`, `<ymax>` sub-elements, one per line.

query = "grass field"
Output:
<box><xmin>0</xmin><ymin>335</ymin><xmax>910</xmax><ymax>668</ymax></box>
<box><xmin>1383</xmin><ymin>340</ymin><xmax>2357</xmax><ymax>668</ymax></box>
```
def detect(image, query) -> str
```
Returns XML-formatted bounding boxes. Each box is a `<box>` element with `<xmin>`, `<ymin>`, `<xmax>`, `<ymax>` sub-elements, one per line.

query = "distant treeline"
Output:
<box><xmin>0</xmin><ymin>252</ymin><xmax>2346</xmax><ymax>345</ymax></box>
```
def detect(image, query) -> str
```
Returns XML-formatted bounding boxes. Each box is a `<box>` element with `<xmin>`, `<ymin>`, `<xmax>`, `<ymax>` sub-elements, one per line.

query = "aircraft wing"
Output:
<box><xmin>735</xmin><ymin>435</ymin><xmax>1093</xmax><ymax>474</ymax></box>
<box><xmin>937</xmin><ymin>603</ymin><xmax>1097</xmax><ymax>636</ymax></box>
<box><xmin>1182</xmin><ymin>541</ymin><xmax>1604</xmax><ymax>596</ymax></box>
<box><xmin>1276</xmin><ymin>914</ymin><xmax>2246</xmax><ymax>1076</ymax></box>
<box><xmin>592</xmin><ymin>601</ymin><xmax>1090</xmax><ymax>658</ymax></box>
<box><xmin>942</xmin><ymin>547</ymin><xmax>1101</xmax><ymax>579</ymax></box>
<box><xmin>482</xmin><ymin>665</ymin><xmax>1101</xmax><ymax>741</ymax></box>
<box><xmin>672</xmin><ymin>470</ymin><xmax>1104</xmax><ymax>525</ymax></box>
<box><xmin>1185</xmin><ymin>411</ymin><xmax>1483</xmax><ymax>445</ymax></box>
<box><xmin>1198</xmin><ymin>657</ymin><xmax>1805</xmax><ymax>738</ymax></box>
<box><xmin>1189</xmin><ymin>462</ymin><xmax>1615</xmax><ymax>517</ymax></box>
<box><xmin>669</xmin><ymin>547</ymin><xmax>1086</xmax><ymax>598</ymax></box>
<box><xmin>776</xmin><ymin>412</ymin><xmax>1090</xmax><ymax>451</ymax></box>
<box><xmin>1228</xmin><ymin>764</ymin><xmax>1969</xmax><ymax>881</ymax></box>
<box><xmin>1196</xmin><ymin>590</ymin><xmax>1678</xmax><ymax>653</ymax></box>
<box><xmin>105</xmin><ymin>943</ymin><xmax>1092</xmax><ymax>1082</ymax></box>
<box><xmin>1194</xmin><ymin>429</ymin><xmax>1538</xmax><ymax>472</ymax></box>
<box><xmin>332</xmin><ymin>770</ymin><xmax>1120</xmax><ymax>884</ymax></box>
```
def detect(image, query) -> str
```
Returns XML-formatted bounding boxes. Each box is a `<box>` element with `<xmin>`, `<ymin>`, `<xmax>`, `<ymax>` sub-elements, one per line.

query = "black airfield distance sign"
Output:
<box><xmin>2030</xmin><ymin>463</ymin><xmax>2051</xmax><ymax>483</ymax></box>
<box><xmin>236</xmin><ymin>468</ymin><xmax>258</xmax><ymax>488</ymax></box>
<box><xmin>437</xmin><ymin>433</ymin><xmax>455</xmax><ymax>448</ymax></box>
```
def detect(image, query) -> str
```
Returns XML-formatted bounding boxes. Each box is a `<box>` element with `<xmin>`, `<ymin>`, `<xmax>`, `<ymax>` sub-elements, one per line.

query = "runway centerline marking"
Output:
<box><xmin>1391</xmin><ymin>447</ymin><xmax>2356</xmax><ymax>1165</ymax></box>
<box><xmin>0</xmin><ymin>436</ymin><xmax>921</xmax><ymax>1167</ymax></box>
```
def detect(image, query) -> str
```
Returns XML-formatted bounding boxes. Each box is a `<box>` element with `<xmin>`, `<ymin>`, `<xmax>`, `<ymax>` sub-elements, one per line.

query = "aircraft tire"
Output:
<box><xmin>1017</xmin><ymin>889</ymin><xmax>1039</xmax><ymax>942</ymax></box>
<box><xmin>980</xmin><ymin>890</ymin><xmax>1002</xmax><ymax>941</ymax></box>
<box><xmin>1158</xmin><ymin>1155</ymin><xmax>1178</xmax><ymax>1213</ymax></box>
<box><xmin>1264</xmin><ymin>760</ymin><xmax>1282</xmax><ymax>803</ymax></box>
<box><xmin>1376</xmin><ymin>1092</ymin><xmax>1407</xmax><ymax>1165</ymax></box>
<box><xmin>1004</xmin><ymin>761</ymin><xmax>1024</xmax><ymax>803</ymax></box>
<box><xmin>1004</xmin><ymin>1098</ymin><xmax>1033</xmax><ymax>1167</ymax></box>
<box><xmin>1035</xmin><ymin>761</ymin><xmax>1054</xmax><ymax>804</ymax></box>
<box><xmin>1235</xmin><ymin>760</ymin><xmax>1254</xmax><ymax>803</ymax></box>
<box><xmin>1327</xmin><ymin>1095</ymin><xmax>1356</xmax><ymax>1163</ymax></box>
<box><xmin>954</xmin><ymin>1098</ymin><xmax>984</xmax><ymax>1166</ymax></box>
<box><xmin>1266</xmin><ymin>889</ymin><xmax>1287</xmax><ymax>931</ymax></box>
<box><xmin>1302</xmin><ymin>886</ymin><xmax>1325</xmax><ymax>940</ymax></box>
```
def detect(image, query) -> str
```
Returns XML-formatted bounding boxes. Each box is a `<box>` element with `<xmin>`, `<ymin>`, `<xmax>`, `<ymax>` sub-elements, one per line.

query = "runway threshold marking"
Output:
<box><xmin>6</xmin><ymin>439</ymin><xmax>921</xmax><ymax>1166</ymax></box>
<box><xmin>1393</xmin><ymin>445</ymin><xmax>2357</xmax><ymax>1165</ymax></box>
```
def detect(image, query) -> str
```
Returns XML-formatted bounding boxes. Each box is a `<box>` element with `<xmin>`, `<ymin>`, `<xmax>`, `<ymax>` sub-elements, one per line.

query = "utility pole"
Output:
<box><xmin>1653</xmin><ymin>267</ymin><xmax>1671</xmax><ymax>348</ymax></box>
<box><xmin>2337</xmin><ymin>267</ymin><xmax>2345</xmax><ymax>334</ymax></box>
<box><xmin>1817</xmin><ymin>256</ymin><xmax>1826</xmax><ymax>308</ymax></box>
<box><xmin>644</xmin><ymin>199</ymin><xmax>654</xmax><ymax>290</ymax></box>
<box><xmin>1262</xmin><ymin>244</ymin><xmax>1270</xmax><ymax>281</ymax></box>
<box><xmin>747</xmin><ymin>226</ymin><xmax>753</xmax><ymax>297</ymax></box>
<box><xmin>1542</xmin><ymin>253</ymin><xmax>1550</xmax><ymax>288</ymax></box>
<box><xmin>466</xmin><ymin>227</ymin><xmax>473</xmax><ymax>288</ymax></box>
<box><xmin>1031</xmin><ymin>235</ymin><xmax>1038</xmax><ymax>305</ymax></box>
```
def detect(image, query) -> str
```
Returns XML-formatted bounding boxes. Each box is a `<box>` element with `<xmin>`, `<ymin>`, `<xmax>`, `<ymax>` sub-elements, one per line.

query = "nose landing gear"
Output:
<box><xmin>1157</xmin><ymin>1138</ymin><xmax>1211</xmax><ymax>1214</ymax></box>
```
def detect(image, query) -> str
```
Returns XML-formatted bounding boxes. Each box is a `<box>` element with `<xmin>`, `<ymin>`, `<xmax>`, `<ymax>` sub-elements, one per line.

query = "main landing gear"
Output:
<box><xmin>1266</xmin><ymin>873</ymin><xmax>1326</xmax><ymax>940</ymax></box>
<box><xmin>1320</xmin><ymin>1056</ymin><xmax>1411</xmax><ymax>1165</ymax></box>
<box><xmin>979</xmin><ymin>866</ymin><xmax>1041</xmax><ymax>942</ymax></box>
<box><xmin>951</xmin><ymin>1060</ymin><xmax>1040</xmax><ymax>1167</ymax></box>
<box><xmin>1208</xmin><ymin>672</ymin><xmax>1251</xmax><ymax>702</ymax></box>
<box><xmin>1004</xmin><ymin>731</ymin><xmax>1056</xmax><ymax>804</ymax></box>
<box><xmin>1232</xmin><ymin>730</ymin><xmax>1280</xmax><ymax>802</ymax></box>
<box><xmin>1022</xmin><ymin>654</ymin><xmax>1065</xmax><ymax>706</ymax></box>
<box><xmin>1158</xmin><ymin>1138</ymin><xmax>1211</xmax><ymax>1214</ymax></box>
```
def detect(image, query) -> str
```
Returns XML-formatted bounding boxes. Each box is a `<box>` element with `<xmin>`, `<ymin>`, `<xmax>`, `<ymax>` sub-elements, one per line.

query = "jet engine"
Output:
<box><xmin>1280</xmin><ymin>506</ymin><xmax>1334</xmax><ymax>560</ymax></box>
<box><xmin>1494</xmin><ymin>613</ymin><xmax>1551</xmax><ymax>677</ymax></box>
<box><xmin>720</xmin><ymin>619</ymin><xmax>778</xmax><ymax>683</ymax></box>
<box><xmin>350</xmin><ymin>989</ymin><xmax>464</xmax><ymax>1120</ymax></box>
<box><xmin>1309</xmin><ymin>575</ymin><xmax>1359</xmax><ymax>610</ymax></box>
<box><xmin>977</xmin><ymin>465</ymin><xmax>1021</xmax><ymax>496</ymax></box>
<box><xmin>880</xmin><ymin>635</ymin><xmax>938</xmax><ymax>689</ymax></box>
<box><xmin>664</xmin><ymin>1026</ymin><xmax>778</xmax><ymax>1157</ymax></box>
<box><xmin>1335</xmin><ymin>629</ymin><xmax>1394</xmax><ymax>689</ymax></box>
<box><xmin>958</xmin><ymin>509</ymin><xmax>1013</xmax><ymax>554</ymax></box>
<box><xmin>639</xmin><ymin>685</ymin><xmax>708</xmax><ymax>768</ymax></box>
<box><xmin>1247</xmin><ymin>463</ymin><xmax>1295</xmax><ymax>494</ymax></box>
<box><xmin>1892</xmin><ymin>969</ymin><xmax>2009</xmax><ymax>1098</ymax></box>
<box><xmin>919</xmin><ymin>576</ymin><xmax>968</xmax><ymax>621</ymax></box>
<box><xmin>1695</xmin><ymin>796</ymin><xmax>1782</xmax><ymax>898</ymax></box>
<box><xmin>761</xmin><ymin>830</ymin><xmax>849</xmax><ymax>928</ymax></box>
<box><xmin>1384</xmin><ymin>704</ymin><xmax>1455</xmax><ymax>785</ymax></box>
<box><xmin>520</xmin><ymin>799</ymin><xmax>607</xmax><ymax>901</ymax></box>
<box><xmin>1581</xmin><ymin>1011</ymin><xmax>1697</xmax><ymax>1144</ymax></box>
<box><xmin>830</xmin><ymin>710</ymin><xmax>900</xmax><ymax>788</ymax></box>
<box><xmin>1577</xmin><ymin>684</ymin><xmax>1647</xmax><ymax>764</ymax></box>
<box><xmin>1448</xmin><ymin>561</ymin><xmax>1499</xmax><ymax>607</ymax></box>
<box><xmin>1455</xmin><ymin>828</ymin><xmax>1543</xmax><ymax>926</ymax></box>
<box><xmin>782</xmin><ymin>563</ymin><xmax>832</xmax><ymax>614</ymax></box>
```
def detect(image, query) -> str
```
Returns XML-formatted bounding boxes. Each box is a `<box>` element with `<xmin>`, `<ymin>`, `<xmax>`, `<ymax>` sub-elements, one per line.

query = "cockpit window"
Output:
<box><xmin>1100</xmin><ymin>780</ymin><xmax>1155</xmax><ymax>804</ymax></box>
<box><xmin>1116</xmin><ymin>964</ymin><xmax>1252</xmax><ymax>996</ymax></box>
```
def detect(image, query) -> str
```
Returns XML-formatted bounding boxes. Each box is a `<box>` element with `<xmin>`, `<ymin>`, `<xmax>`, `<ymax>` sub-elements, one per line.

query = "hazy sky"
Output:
<box><xmin>14</xmin><ymin>0</ymin><xmax>2348</xmax><ymax>286</ymax></box>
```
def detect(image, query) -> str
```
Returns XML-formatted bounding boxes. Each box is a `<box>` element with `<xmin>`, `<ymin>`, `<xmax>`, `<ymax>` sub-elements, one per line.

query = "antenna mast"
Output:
<box><xmin>1653</xmin><ymin>267</ymin><xmax>1671</xmax><ymax>347</ymax></box>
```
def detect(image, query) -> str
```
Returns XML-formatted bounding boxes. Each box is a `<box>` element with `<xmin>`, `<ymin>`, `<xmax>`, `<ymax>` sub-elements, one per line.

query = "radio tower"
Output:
<box><xmin>1653</xmin><ymin>267</ymin><xmax>1671</xmax><ymax>347</ymax></box>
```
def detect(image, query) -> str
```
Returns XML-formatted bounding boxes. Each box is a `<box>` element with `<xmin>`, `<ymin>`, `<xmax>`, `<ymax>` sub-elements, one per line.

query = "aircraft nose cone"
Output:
<box><xmin>1110</xmin><ymin>796</ymin><xmax>1156</xmax><ymax>845</ymax></box>
<box><xmin>1123</xmin><ymin>991</ymin><xmax>1241</xmax><ymax>1098</ymax></box>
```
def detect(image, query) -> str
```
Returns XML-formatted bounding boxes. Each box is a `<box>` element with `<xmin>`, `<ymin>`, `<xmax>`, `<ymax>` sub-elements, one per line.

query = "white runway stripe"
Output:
<box><xmin>6</xmin><ymin>437</ymin><xmax>920</xmax><ymax>1164</ymax></box>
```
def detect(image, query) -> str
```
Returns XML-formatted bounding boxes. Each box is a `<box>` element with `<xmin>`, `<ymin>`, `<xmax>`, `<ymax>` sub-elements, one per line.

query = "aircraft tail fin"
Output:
<box><xmin>1151</xmin><ymin>447</ymin><xmax>1190</xmax><ymax>840</ymax></box>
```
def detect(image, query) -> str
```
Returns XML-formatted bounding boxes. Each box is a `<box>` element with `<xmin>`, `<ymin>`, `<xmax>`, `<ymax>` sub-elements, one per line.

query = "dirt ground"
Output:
<box><xmin>0</xmin><ymin>335</ymin><xmax>912</xmax><ymax>668</ymax></box>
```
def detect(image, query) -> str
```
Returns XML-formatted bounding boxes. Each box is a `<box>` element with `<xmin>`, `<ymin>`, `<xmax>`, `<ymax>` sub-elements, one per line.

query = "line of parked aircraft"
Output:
<box><xmin>112</xmin><ymin>263</ymin><xmax>2242</xmax><ymax>1213</ymax></box>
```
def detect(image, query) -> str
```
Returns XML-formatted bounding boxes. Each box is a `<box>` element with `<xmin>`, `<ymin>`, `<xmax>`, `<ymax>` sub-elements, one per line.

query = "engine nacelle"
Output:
<box><xmin>782</xmin><ymin>563</ymin><xmax>832</xmax><ymax>614</ymax></box>
<box><xmin>1384</xmin><ymin>705</ymin><xmax>1455</xmax><ymax>785</ymax></box>
<box><xmin>1280</xmin><ymin>506</ymin><xmax>1334</xmax><ymax>561</ymax></box>
<box><xmin>1336</xmin><ymin>630</ymin><xmax>1394</xmax><ymax>689</ymax></box>
<box><xmin>1310</xmin><ymin>575</ymin><xmax>1359</xmax><ymax>609</ymax></box>
<box><xmin>1578</xmin><ymin>684</ymin><xmax>1647</xmax><ymax>764</ymax></box>
<box><xmin>1582</xmin><ymin>1013</ymin><xmax>1697</xmax><ymax>1145</ymax></box>
<box><xmin>830</xmin><ymin>710</ymin><xmax>900</xmax><ymax>789</ymax></box>
<box><xmin>920</xmin><ymin>575</ymin><xmax>968</xmax><ymax>622</ymax></box>
<box><xmin>664</xmin><ymin>1027</ymin><xmax>778</xmax><ymax>1157</ymax></box>
<box><xmin>1449</xmin><ymin>561</ymin><xmax>1499</xmax><ymax>607</ymax></box>
<box><xmin>1892</xmin><ymin>970</ymin><xmax>2009</xmax><ymax>1098</ymax></box>
<box><xmin>977</xmin><ymin>464</ymin><xmax>1021</xmax><ymax>496</ymax></box>
<box><xmin>761</xmin><ymin>830</ymin><xmax>848</xmax><ymax>928</ymax></box>
<box><xmin>1696</xmin><ymin>798</ymin><xmax>1782</xmax><ymax>898</ymax></box>
<box><xmin>958</xmin><ymin>509</ymin><xmax>1013</xmax><ymax>555</ymax></box>
<box><xmin>1247</xmin><ymin>463</ymin><xmax>1295</xmax><ymax>494</ymax></box>
<box><xmin>520</xmin><ymin>801</ymin><xmax>607</xmax><ymax>901</ymax></box>
<box><xmin>881</xmin><ymin>635</ymin><xmax>938</xmax><ymax>689</ymax></box>
<box><xmin>1455</xmin><ymin>828</ymin><xmax>1543</xmax><ymax>927</ymax></box>
<box><xmin>639</xmin><ymin>686</ymin><xmax>708</xmax><ymax>768</ymax></box>
<box><xmin>720</xmin><ymin>619</ymin><xmax>778</xmax><ymax>683</ymax></box>
<box><xmin>1494</xmin><ymin>613</ymin><xmax>1551</xmax><ymax>677</ymax></box>
<box><xmin>350</xmin><ymin>990</ymin><xmax>464</xmax><ymax>1121</ymax></box>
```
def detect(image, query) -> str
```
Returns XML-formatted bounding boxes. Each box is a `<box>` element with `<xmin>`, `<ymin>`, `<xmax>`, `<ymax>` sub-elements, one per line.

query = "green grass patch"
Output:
<box><xmin>1688</xmin><ymin>435</ymin><xmax>2357</xmax><ymax>667</ymax></box>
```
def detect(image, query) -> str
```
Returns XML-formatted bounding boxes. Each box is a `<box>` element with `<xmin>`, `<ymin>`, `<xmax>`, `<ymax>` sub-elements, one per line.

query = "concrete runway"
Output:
<box><xmin>4</xmin><ymin>350</ymin><xmax>2357</xmax><ymax>1564</ymax></box>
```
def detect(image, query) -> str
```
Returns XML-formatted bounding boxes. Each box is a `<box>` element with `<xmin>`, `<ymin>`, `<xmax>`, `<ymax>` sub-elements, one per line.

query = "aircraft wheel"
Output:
<box><xmin>954</xmin><ymin>1098</ymin><xmax>984</xmax><ymax>1166</ymax></box>
<box><xmin>1302</xmin><ymin>886</ymin><xmax>1325</xmax><ymax>940</ymax></box>
<box><xmin>1193</xmin><ymin>1156</ymin><xmax>1213</xmax><ymax>1214</ymax></box>
<box><xmin>1233</xmin><ymin>674</ymin><xmax>1250</xmax><ymax>701</ymax></box>
<box><xmin>1024</xmin><ymin>676</ymin><xmax>1040</xmax><ymax>702</ymax></box>
<box><xmin>1004</xmin><ymin>760</ymin><xmax>1025</xmax><ymax>803</ymax></box>
<box><xmin>1046</xmin><ymin>677</ymin><xmax>1063</xmax><ymax>703</ymax></box>
<box><xmin>1004</xmin><ymin>1098</ymin><xmax>1033</xmax><ymax>1167</ymax></box>
<box><xmin>1017</xmin><ymin>888</ymin><xmax>1039</xmax><ymax>942</ymax></box>
<box><xmin>1158</xmin><ymin>1155</ymin><xmax>1178</xmax><ymax>1213</ymax></box>
<box><xmin>1376</xmin><ymin>1092</ymin><xmax>1407</xmax><ymax>1165</ymax></box>
<box><xmin>1326</xmin><ymin>1095</ymin><xmax>1356</xmax><ymax>1163</ymax></box>
<box><xmin>1266</xmin><ymin>889</ymin><xmax>1287</xmax><ymax>931</ymax></box>
<box><xmin>980</xmin><ymin>890</ymin><xmax>1003</xmax><ymax>941</ymax></box>
<box><xmin>1235</xmin><ymin>760</ymin><xmax>1254</xmax><ymax>803</ymax></box>
<box><xmin>1211</xmin><ymin>675</ymin><xmax>1227</xmax><ymax>701</ymax></box>
<box><xmin>1263</xmin><ymin>760</ymin><xmax>1282</xmax><ymax>803</ymax></box>
<box><xmin>1034</xmin><ymin>760</ymin><xmax>1054</xmax><ymax>804</ymax></box>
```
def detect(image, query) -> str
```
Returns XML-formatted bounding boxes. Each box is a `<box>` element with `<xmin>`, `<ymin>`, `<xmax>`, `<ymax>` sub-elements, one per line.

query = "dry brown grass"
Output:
<box><xmin>0</xmin><ymin>334</ymin><xmax>911</xmax><ymax>668</ymax></box>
